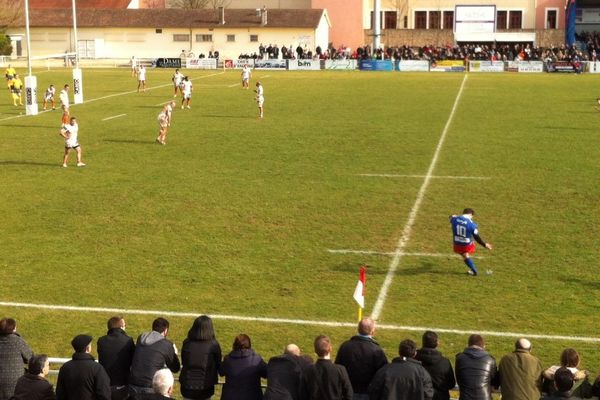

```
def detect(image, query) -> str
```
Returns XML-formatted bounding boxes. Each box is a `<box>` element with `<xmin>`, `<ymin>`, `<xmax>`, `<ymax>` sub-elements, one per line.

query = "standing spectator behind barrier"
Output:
<box><xmin>98</xmin><ymin>316</ymin><xmax>135</xmax><ymax>400</ymax></box>
<box><xmin>455</xmin><ymin>334</ymin><xmax>498</xmax><ymax>400</ymax></box>
<box><xmin>264</xmin><ymin>344</ymin><xmax>312</xmax><ymax>400</ymax></box>
<box><xmin>179</xmin><ymin>315</ymin><xmax>222</xmax><ymax>400</ymax></box>
<box><xmin>303</xmin><ymin>335</ymin><xmax>353</xmax><ymax>400</ymax></box>
<box><xmin>12</xmin><ymin>354</ymin><xmax>55</xmax><ymax>400</ymax></box>
<box><xmin>542</xmin><ymin>367</ymin><xmax>576</xmax><ymax>400</ymax></box>
<box><xmin>497</xmin><ymin>338</ymin><xmax>543</xmax><ymax>400</ymax></box>
<box><xmin>219</xmin><ymin>334</ymin><xmax>267</xmax><ymax>400</ymax></box>
<box><xmin>415</xmin><ymin>331</ymin><xmax>455</xmax><ymax>400</ymax></box>
<box><xmin>132</xmin><ymin>369</ymin><xmax>175</xmax><ymax>399</ymax></box>
<box><xmin>542</xmin><ymin>348</ymin><xmax>592</xmax><ymax>399</ymax></box>
<box><xmin>0</xmin><ymin>318</ymin><xmax>33</xmax><ymax>400</ymax></box>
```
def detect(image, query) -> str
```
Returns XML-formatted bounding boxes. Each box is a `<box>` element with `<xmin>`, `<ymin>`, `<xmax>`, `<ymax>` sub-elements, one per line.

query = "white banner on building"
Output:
<box><xmin>186</xmin><ymin>58</ymin><xmax>217</xmax><ymax>69</ymax></box>
<box><xmin>324</xmin><ymin>59</ymin><xmax>358</xmax><ymax>70</ymax></box>
<box><xmin>469</xmin><ymin>60</ymin><xmax>504</xmax><ymax>72</ymax></box>
<box><xmin>287</xmin><ymin>59</ymin><xmax>321</xmax><ymax>70</ymax></box>
<box><xmin>588</xmin><ymin>61</ymin><xmax>600</xmax><ymax>73</ymax></box>
<box><xmin>398</xmin><ymin>60</ymin><xmax>429</xmax><ymax>72</ymax></box>
<box><xmin>254</xmin><ymin>59</ymin><xmax>287</xmax><ymax>70</ymax></box>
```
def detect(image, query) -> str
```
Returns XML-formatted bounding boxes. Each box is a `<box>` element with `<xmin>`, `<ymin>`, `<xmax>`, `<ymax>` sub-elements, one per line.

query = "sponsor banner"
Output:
<box><xmin>288</xmin><ymin>59</ymin><xmax>321</xmax><ymax>70</ymax></box>
<box><xmin>588</xmin><ymin>61</ymin><xmax>600</xmax><ymax>73</ymax></box>
<box><xmin>324</xmin><ymin>59</ymin><xmax>358</xmax><ymax>70</ymax></box>
<box><xmin>430</xmin><ymin>60</ymin><xmax>465</xmax><ymax>72</ymax></box>
<box><xmin>506</xmin><ymin>61</ymin><xmax>544</xmax><ymax>73</ymax></box>
<box><xmin>397</xmin><ymin>60</ymin><xmax>429</xmax><ymax>72</ymax></box>
<box><xmin>155</xmin><ymin>58</ymin><xmax>181</xmax><ymax>68</ymax></box>
<box><xmin>469</xmin><ymin>60</ymin><xmax>504</xmax><ymax>72</ymax></box>
<box><xmin>186</xmin><ymin>58</ymin><xmax>217</xmax><ymax>69</ymax></box>
<box><xmin>229</xmin><ymin>59</ymin><xmax>255</xmax><ymax>69</ymax></box>
<box><xmin>72</xmin><ymin>68</ymin><xmax>83</xmax><ymax>104</ymax></box>
<box><xmin>25</xmin><ymin>75</ymin><xmax>38</xmax><ymax>116</ymax></box>
<box><xmin>254</xmin><ymin>59</ymin><xmax>287</xmax><ymax>69</ymax></box>
<box><xmin>547</xmin><ymin>61</ymin><xmax>577</xmax><ymax>73</ymax></box>
<box><xmin>358</xmin><ymin>60</ymin><xmax>394</xmax><ymax>71</ymax></box>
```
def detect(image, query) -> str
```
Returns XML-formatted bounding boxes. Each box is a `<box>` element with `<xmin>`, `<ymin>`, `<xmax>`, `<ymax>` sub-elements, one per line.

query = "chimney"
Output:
<box><xmin>261</xmin><ymin>6</ymin><xmax>267</xmax><ymax>25</ymax></box>
<box><xmin>218</xmin><ymin>6</ymin><xmax>225</xmax><ymax>25</ymax></box>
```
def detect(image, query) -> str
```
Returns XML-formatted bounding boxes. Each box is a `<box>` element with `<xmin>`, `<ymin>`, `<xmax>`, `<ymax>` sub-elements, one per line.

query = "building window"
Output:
<box><xmin>509</xmin><ymin>10</ymin><xmax>522</xmax><ymax>29</ymax></box>
<box><xmin>196</xmin><ymin>34</ymin><xmax>213</xmax><ymax>42</ymax></box>
<box><xmin>546</xmin><ymin>9</ymin><xmax>558</xmax><ymax>29</ymax></box>
<box><xmin>384</xmin><ymin>11</ymin><xmax>397</xmax><ymax>29</ymax></box>
<box><xmin>415</xmin><ymin>11</ymin><xmax>426</xmax><ymax>29</ymax></box>
<box><xmin>443</xmin><ymin>11</ymin><xmax>453</xmax><ymax>30</ymax></box>
<box><xmin>227</xmin><ymin>34</ymin><xmax>235</xmax><ymax>42</ymax></box>
<box><xmin>370</xmin><ymin>11</ymin><xmax>384</xmax><ymax>29</ymax></box>
<box><xmin>497</xmin><ymin>10</ymin><xmax>507</xmax><ymax>30</ymax></box>
<box><xmin>403</xmin><ymin>15</ymin><xmax>408</xmax><ymax>29</ymax></box>
<box><xmin>429</xmin><ymin>11</ymin><xmax>441</xmax><ymax>29</ymax></box>
<box><xmin>173</xmin><ymin>34</ymin><xmax>190</xmax><ymax>42</ymax></box>
<box><xmin>250</xmin><ymin>34</ymin><xmax>258</xmax><ymax>42</ymax></box>
<box><xmin>155</xmin><ymin>28</ymin><xmax>162</xmax><ymax>34</ymax></box>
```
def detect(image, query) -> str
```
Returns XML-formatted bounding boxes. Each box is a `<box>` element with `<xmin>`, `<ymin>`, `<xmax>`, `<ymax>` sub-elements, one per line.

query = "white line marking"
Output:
<box><xmin>101</xmin><ymin>113</ymin><xmax>126</xmax><ymax>121</ymax></box>
<box><xmin>0</xmin><ymin>71</ymin><xmax>225</xmax><ymax>122</ymax></box>
<box><xmin>371</xmin><ymin>74</ymin><xmax>469</xmax><ymax>320</ymax></box>
<box><xmin>227</xmin><ymin>83</ymin><xmax>239</xmax><ymax>88</ymax></box>
<box><xmin>1</xmin><ymin>300</ymin><xmax>599</xmax><ymax>343</ymax></box>
<box><xmin>261</xmin><ymin>75</ymin><xmax>271</xmax><ymax>79</ymax></box>
<box><xmin>326</xmin><ymin>249</ymin><xmax>485</xmax><ymax>259</ymax></box>
<box><xmin>359</xmin><ymin>174</ymin><xmax>491</xmax><ymax>180</ymax></box>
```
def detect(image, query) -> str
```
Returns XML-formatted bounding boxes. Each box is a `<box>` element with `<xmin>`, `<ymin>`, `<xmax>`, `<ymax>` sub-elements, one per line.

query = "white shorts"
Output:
<box><xmin>183</xmin><ymin>92</ymin><xmax>191</xmax><ymax>100</ymax></box>
<box><xmin>65</xmin><ymin>140</ymin><xmax>79</xmax><ymax>148</ymax></box>
<box><xmin>158</xmin><ymin>114</ymin><xmax>168</xmax><ymax>128</ymax></box>
<box><xmin>45</xmin><ymin>95</ymin><xmax>54</xmax><ymax>101</ymax></box>
<box><xmin>256</xmin><ymin>96</ymin><xmax>264</xmax><ymax>107</ymax></box>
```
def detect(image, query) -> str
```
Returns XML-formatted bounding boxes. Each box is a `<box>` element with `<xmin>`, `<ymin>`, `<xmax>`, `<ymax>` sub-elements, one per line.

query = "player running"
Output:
<box><xmin>241</xmin><ymin>64</ymin><xmax>251</xmax><ymax>89</ymax></box>
<box><xmin>9</xmin><ymin>73</ymin><xmax>23</xmax><ymax>106</ymax></box>
<box><xmin>156</xmin><ymin>100</ymin><xmax>176</xmax><ymax>145</ymax></box>
<box><xmin>59</xmin><ymin>116</ymin><xmax>85</xmax><ymax>167</ymax></box>
<box><xmin>450</xmin><ymin>208</ymin><xmax>493</xmax><ymax>276</ymax></box>
<box><xmin>181</xmin><ymin>76</ymin><xmax>192</xmax><ymax>109</ymax></box>
<box><xmin>59</xmin><ymin>84</ymin><xmax>70</xmax><ymax>127</ymax></box>
<box><xmin>254</xmin><ymin>81</ymin><xmax>264</xmax><ymax>118</ymax></box>
<box><xmin>172</xmin><ymin>68</ymin><xmax>184</xmax><ymax>97</ymax></box>
<box><xmin>43</xmin><ymin>84</ymin><xmax>56</xmax><ymax>110</ymax></box>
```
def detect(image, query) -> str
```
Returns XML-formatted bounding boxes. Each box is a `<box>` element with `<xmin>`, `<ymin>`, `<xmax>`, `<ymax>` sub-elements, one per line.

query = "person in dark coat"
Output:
<box><xmin>128</xmin><ymin>318</ymin><xmax>180</xmax><ymax>396</ymax></box>
<box><xmin>335</xmin><ymin>317</ymin><xmax>387</xmax><ymax>399</ymax></box>
<box><xmin>98</xmin><ymin>316</ymin><xmax>135</xmax><ymax>400</ymax></box>
<box><xmin>302</xmin><ymin>335</ymin><xmax>353</xmax><ymax>400</ymax></box>
<box><xmin>455</xmin><ymin>334</ymin><xmax>499</xmax><ymax>400</ymax></box>
<box><xmin>415</xmin><ymin>331</ymin><xmax>456</xmax><ymax>400</ymax></box>
<box><xmin>56</xmin><ymin>334</ymin><xmax>111</xmax><ymax>400</ymax></box>
<box><xmin>368</xmin><ymin>339</ymin><xmax>433</xmax><ymax>400</ymax></box>
<box><xmin>219</xmin><ymin>334</ymin><xmax>267</xmax><ymax>400</ymax></box>
<box><xmin>0</xmin><ymin>318</ymin><xmax>33</xmax><ymax>400</ymax></box>
<box><xmin>132</xmin><ymin>369</ymin><xmax>174</xmax><ymax>400</ymax></box>
<box><xmin>264</xmin><ymin>343</ymin><xmax>312</xmax><ymax>400</ymax></box>
<box><xmin>179</xmin><ymin>315</ymin><xmax>222</xmax><ymax>400</ymax></box>
<box><xmin>11</xmin><ymin>354</ymin><xmax>56</xmax><ymax>400</ymax></box>
<box><xmin>541</xmin><ymin>367</ymin><xmax>576</xmax><ymax>400</ymax></box>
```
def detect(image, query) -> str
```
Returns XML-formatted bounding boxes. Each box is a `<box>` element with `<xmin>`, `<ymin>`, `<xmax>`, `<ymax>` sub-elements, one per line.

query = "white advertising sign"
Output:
<box><xmin>186</xmin><ymin>58</ymin><xmax>217</xmax><ymax>69</ymax></box>
<box><xmin>287</xmin><ymin>59</ymin><xmax>321</xmax><ymax>71</ymax></box>
<box><xmin>398</xmin><ymin>60</ymin><xmax>429</xmax><ymax>72</ymax></box>
<box><xmin>324</xmin><ymin>60</ymin><xmax>358</xmax><ymax>70</ymax></box>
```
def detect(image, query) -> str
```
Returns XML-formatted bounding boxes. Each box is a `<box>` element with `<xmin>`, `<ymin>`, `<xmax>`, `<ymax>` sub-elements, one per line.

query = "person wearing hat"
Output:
<box><xmin>56</xmin><ymin>334</ymin><xmax>111</xmax><ymax>400</ymax></box>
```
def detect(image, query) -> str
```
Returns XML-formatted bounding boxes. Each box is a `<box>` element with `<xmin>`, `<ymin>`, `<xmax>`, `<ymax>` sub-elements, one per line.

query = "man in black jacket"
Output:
<box><xmin>368</xmin><ymin>339</ymin><xmax>433</xmax><ymax>400</ymax></box>
<box><xmin>128</xmin><ymin>318</ymin><xmax>180</xmax><ymax>396</ymax></box>
<box><xmin>455</xmin><ymin>334</ymin><xmax>498</xmax><ymax>400</ymax></box>
<box><xmin>416</xmin><ymin>331</ymin><xmax>456</xmax><ymax>400</ymax></box>
<box><xmin>56</xmin><ymin>334</ymin><xmax>111</xmax><ymax>400</ymax></box>
<box><xmin>303</xmin><ymin>335</ymin><xmax>353</xmax><ymax>400</ymax></box>
<box><xmin>98</xmin><ymin>316</ymin><xmax>135</xmax><ymax>400</ymax></box>
<box><xmin>335</xmin><ymin>317</ymin><xmax>388</xmax><ymax>399</ymax></box>
<box><xmin>265</xmin><ymin>343</ymin><xmax>312</xmax><ymax>400</ymax></box>
<box><xmin>12</xmin><ymin>354</ymin><xmax>55</xmax><ymax>400</ymax></box>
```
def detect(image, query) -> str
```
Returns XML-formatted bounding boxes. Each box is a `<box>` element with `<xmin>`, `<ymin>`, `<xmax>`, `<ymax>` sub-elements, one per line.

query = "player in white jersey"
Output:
<box><xmin>59</xmin><ymin>84</ymin><xmax>70</xmax><ymax>127</ymax></box>
<box><xmin>181</xmin><ymin>76</ymin><xmax>193</xmax><ymax>109</ymax></box>
<box><xmin>43</xmin><ymin>84</ymin><xmax>56</xmax><ymax>110</ymax></box>
<box><xmin>130</xmin><ymin>56</ymin><xmax>137</xmax><ymax>77</ymax></box>
<box><xmin>137</xmin><ymin>65</ymin><xmax>147</xmax><ymax>92</ymax></box>
<box><xmin>172</xmin><ymin>69</ymin><xmax>184</xmax><ymax>97</ymax></box>
<box><xmin>59</xmin><ymin>116</ymin><xmax>85</xmax><ymax>167</ymax></box>
<box><xmin>254</xmin><ymin>81</ymin><xmax>264</xmax><ymax>118</ymax></box>
<box><xmin>156</xmin><ymin>100</ymin><xmax>176</xmax><ymax>145</ymax></box>
<box><xmin>241</xmin><ymin>65</ymin><xmax>251</xmax><ymax>89</ymax></box>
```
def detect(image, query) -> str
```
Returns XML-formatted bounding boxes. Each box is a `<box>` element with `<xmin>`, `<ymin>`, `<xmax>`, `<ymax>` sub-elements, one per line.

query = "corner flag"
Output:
<box><xmin>353</xmin><ymin>265</ymin><xmax>366</xmax><ymax>308</ymax></box>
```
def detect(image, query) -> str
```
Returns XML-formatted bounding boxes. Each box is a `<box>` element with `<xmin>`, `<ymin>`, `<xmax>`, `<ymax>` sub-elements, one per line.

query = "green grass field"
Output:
<box><xmin>1</xmin><ymin>68</ymin><xmax>600</xmax><ymax>377</ymax></box>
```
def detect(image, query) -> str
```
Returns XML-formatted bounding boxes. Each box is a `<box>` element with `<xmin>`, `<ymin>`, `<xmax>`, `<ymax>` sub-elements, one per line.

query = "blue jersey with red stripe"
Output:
<box><xmin>450</xmin><ymin>214</ymin><xmax>478</xmax><ymax>246</ymax></box>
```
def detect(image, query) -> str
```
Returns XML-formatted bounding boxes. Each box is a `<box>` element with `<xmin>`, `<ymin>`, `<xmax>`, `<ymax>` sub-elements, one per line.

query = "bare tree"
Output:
<box><xmin>169</xmin><ymin>0</ymin><xmax>210</xmax><ymax>8</ymax></box>
<box><xmin>0</xmin><ymin>0</ymin><xmax>23</xmax><ymax>31</ymax></box>
<box><xmin>208</xmin><ymin>0</ymin><xmax>231</xmax><ymax>9</ymax></box>
<box><xmin>390</xmin><ymin>0</ymin><xmax>408</xmax><ymax>29</ymax></box>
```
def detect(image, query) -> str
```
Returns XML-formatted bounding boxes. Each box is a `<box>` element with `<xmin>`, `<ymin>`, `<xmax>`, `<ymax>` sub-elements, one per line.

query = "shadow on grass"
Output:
<box><xmin>561</xmin><ymin>276</ymin><xmax>600</xmax><ymax>291</ymax></box>
<box><xmin>104</xmin><ymin>139</ymin><xmax>155</xmax><ymax>145</ymax></box>
<box><xmin>332</xmin><ymin>258</ymin><xmax>466</xmax><ymax>276</ymax></box>
<box><xmin>0</xmin><ymin>160</ymin><xmax>58</xmax><ymax>167</ymax></box>
<box><xmin>3</xmin><ymin>124</ymin><xmax>59</xmax><ymax>129</ymax></box>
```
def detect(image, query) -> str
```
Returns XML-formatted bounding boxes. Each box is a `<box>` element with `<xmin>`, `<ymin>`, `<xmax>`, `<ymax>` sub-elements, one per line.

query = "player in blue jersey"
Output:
<box><xmin>450</xmin><ymin>208</ymin><xmax>493</xmax><ymax>276</ymax></box>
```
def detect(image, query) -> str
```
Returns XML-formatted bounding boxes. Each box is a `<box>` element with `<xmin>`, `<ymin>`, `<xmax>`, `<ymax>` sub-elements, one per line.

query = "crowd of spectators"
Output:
<box><xmin>2</xmin><ymin>315</ymin><xmax>600</xmax><ymax>400</ymax></box>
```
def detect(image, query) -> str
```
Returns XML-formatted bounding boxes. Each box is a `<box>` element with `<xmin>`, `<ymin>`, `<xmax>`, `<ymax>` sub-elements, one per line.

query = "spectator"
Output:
<box><xmin>179</xmin><ymin>315</ymin><xmax>222</xmax><ymax>400</ymax></box>
<box><xmin>56</xmin><ymin>334</ymin><xmax>111</xmax><ymax>400</ymax></box>
<box><xmin>12</xmin><ymin>354</ymin><xmax>55</xmax><ymax>400</ymax></box>
<box><xmin>132</xmin><ymin>369</ymin><xmax>175</xmax><ymax>399</ymax></box>
<box><xmin>219</xmin><ymin>333</ymin><xmax>267</xmax><ymax>400</ymax></box>
<box><xmin>98</xmin><ymin>316</ymin><xmax>135</xmax><ymax>400</ymax></box>
<box><xmin>543</xmin><ymin>348</ymin><xmax>591</xmax><ymax>398</ymax></box>
<box><xmin>542</xmin><ymin>367</ymin><xmax>576</xmax><ymax>400</ymax></box>
<box><xmin>415</xmin><ymin>331</ymin><xmax>455</xmax><ymax>400</ymax></box>
<box><xmin>497</xmin><ymin>338</ymin><xmax>543</xmax><ymax>400</ymax></box>
<box><xmin>368</xmin><ymin>339</ymin><xmax>433</xmax><ymax>400</ymax></box>
<box><xmin>264</xmin><ymin>343</ymin><xmax>312</xmax><ymax>400</ymax></box>
<box><xmin>335</xmin><ymin>317</ymin><xmax>387</xmax><ymax>399</ymax></box>
<box><xmin>455</xmin><ymin>334</ymin><xmax>498</xmax><ymax>400</ymax></box>
<box><xmin>303</xmin><ymin>335</ymin><xmax>353</xmax><ymax>400</ymax></box>
<box><xmin>0</xmin><ymin>318</ymin><xmax>33</xmax><ymax>400</ymax></box>
<box><xmin>128</xmin><ymin>318</ymin><xmax>180</xmax><ymax>396</ymax></box>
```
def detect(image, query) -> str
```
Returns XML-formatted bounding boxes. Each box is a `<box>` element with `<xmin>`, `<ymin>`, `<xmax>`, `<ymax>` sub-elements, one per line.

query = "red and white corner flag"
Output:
<box><xmin>353</xmin><ymin>265</ymin><xmax>366</xmax><ymax>308</ymax></box>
